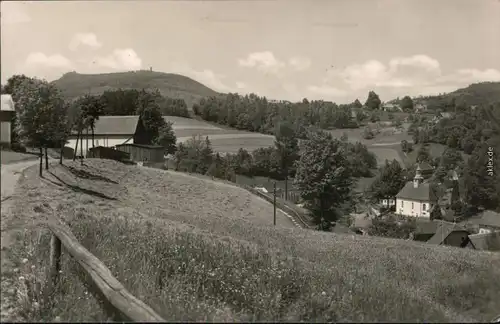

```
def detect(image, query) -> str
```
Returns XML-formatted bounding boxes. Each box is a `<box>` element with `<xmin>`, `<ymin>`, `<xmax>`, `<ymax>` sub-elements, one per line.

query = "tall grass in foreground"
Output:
<box><xmin>10</xmin><ymin>211</ymin><xmax>489</xmax><ymax>323</ymax></box>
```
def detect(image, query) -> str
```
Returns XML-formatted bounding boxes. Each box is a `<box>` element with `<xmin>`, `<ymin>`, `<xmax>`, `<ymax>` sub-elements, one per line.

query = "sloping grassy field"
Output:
<box><xmin>164</xmin><ymin>116</ymin><xmax>276</xmax><ymax>153</ymax></box>
<box><xmin>4</xmin><ymin>159</ymin><xmax>500</xmax><ymax>322</ymax></box>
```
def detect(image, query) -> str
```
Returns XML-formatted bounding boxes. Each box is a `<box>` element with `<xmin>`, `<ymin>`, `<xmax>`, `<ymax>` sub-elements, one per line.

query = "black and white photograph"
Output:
<box><xmin>1</xmin><ymin>0</ymin><xmax>500</xmax><ymax>322</ymax></box>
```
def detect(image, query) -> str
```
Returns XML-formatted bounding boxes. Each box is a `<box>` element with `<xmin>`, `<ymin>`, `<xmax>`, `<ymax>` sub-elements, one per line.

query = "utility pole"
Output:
<box><xmin>273</xmin><ymin>182</ymin><xmax>277</xmax><ymax>226</ymax></box>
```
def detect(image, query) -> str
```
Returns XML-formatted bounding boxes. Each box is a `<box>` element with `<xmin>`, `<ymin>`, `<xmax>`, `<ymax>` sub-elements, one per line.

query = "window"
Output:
<box><xmin>401</xmin><ymin>200</ymin><xmax>404</xmax><ymax>207</ymax></box>
<box><xmin>423</xmin><ymin>204</ymin><xmax>426</xmax><ymax>211</ymax></box>
<box><xmin>412</xmin><ymin>202</ymin><xmax>414</xmax><ymax>209</ymax></box>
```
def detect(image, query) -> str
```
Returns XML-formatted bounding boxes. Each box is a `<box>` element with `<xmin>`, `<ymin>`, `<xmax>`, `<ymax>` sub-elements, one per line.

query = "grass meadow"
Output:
<box><xmin>3</xmin><ymin>159</ymin><xmax>500</xmax><ymax>322</ymax></box>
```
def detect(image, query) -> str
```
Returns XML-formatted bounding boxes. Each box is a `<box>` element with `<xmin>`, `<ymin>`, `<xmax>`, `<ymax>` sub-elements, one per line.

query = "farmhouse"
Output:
<box><xmin>0</xmin><ymin>94</ymin><xmax>15</xmax><ymax>147</ymax></box>
<box><xmin>395</xmin><ymin>164</ymin><xmax>435</xmax><ymax>218</ymax></box>
<box><xmin>67</xmin><ymin>116</ymin><xmax>140</xmax><ymax>156</ymax></box>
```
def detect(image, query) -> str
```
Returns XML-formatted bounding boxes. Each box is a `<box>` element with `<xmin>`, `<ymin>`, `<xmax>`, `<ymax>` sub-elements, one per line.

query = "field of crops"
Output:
<box><xmin>5</xmin><ymin>159</ymin><xmax>500</xmax><ymax>322</ymax></box>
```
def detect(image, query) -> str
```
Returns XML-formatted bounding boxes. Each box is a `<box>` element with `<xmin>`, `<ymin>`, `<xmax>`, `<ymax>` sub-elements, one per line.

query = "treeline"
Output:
<box><xmin>192</xmin><ymin>94</ymin><xmax>362</xmax><ymax>137</ymax></box>
<box><xmin>99</xmin><ymin>88</ymin><xmax>190</xmax><ymax>117</ymax></box>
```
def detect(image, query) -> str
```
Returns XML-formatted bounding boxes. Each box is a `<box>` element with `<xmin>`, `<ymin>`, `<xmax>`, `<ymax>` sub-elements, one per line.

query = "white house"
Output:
<box><xmin>0</xmin><ymin>94</ymin><xmax>15</xmax><ymax>146</ymax></box>
<box><xmin>67</xmin><ymin>115</ymin><xmax>140</xmax><ymax>156</ymax></box>
<box><xmin>396</xmin><ymin>165</ymin><xmax>434</xmax><ymax>218</ymax></box>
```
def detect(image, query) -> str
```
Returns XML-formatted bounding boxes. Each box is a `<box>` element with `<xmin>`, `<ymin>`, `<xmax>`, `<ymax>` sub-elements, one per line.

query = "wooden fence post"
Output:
<box><xmin>49</xmin><ymin>234</ymin><xmax>62</xmax><ymax>288</ymax></box>
<box><xmin>273</xmin><ymin>182</ymin><xmax>277</xmax><ymax>226</ymax></box>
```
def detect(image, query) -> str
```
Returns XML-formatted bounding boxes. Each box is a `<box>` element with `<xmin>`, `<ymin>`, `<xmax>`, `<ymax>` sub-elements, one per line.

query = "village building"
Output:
<box><xmin>395</xmin><ymin>163</ymin><xmax>435</xmax><ymax>218</ymax></box>
<box><xmin>0</xmin><ymin>94</ymin><xmax>15</xmax><ymax>147</ymax></box>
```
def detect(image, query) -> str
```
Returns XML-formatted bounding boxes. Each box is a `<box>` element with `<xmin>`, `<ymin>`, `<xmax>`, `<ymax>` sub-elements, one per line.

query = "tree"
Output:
<box><xmin>416</xmin><ymin>145</ymin><xmax>430</xmax><ymax>163</ymax></box>
<box><xmin>365</xmin><ymin>91</ymin><xmax>381</xmax><ymax>110</ymax></box>
<box><xmin>400</xmin><ymin>96</ymin><xmax>414</xmax><ymax>112</ymax></box>
<box><xmin>368</xmin><ymin>215</ymin><xmax>416</xmax><ymax>239</ymax></box>
<box><xmin>369</xmin><ymin>159</ymin><xmax>406</xmax><ymax>201</ymax></box>
<box><xmin>294</xmin><ymin>130</ymin><xmax>353</xmax><ymax>227</ymax></box>
<box><xmin>463</xmin><ymin>143</ymin><xmax>500</xmax><ymax>211</ymax></box>
<box><xmin>353</xmin><ymin>99</ymin><xmax>363</xmax><ymax>109</ymax></box>
<box><xmin>440</xmin><ymin>148</ymin><xmax>463</xmax><ymax>171</ymax></box>
<box><xmin>135</xmin><ymin>89</ymin><xmax>167</xmax><ymax>145</ymax></box>
<box><xmin>155</xmin><ymin>121</ymin><xmax>177</xmax><ymax>155</ymax></box>
<box><xmin>363</xmin><ymin>126</ymin><xmax>375</xmax><ymax>140</ymax></box>
<box><xmin>274</xmin><ymin>121</ymin><xmax>300</xmax><ymax>199</ymax></box>
<box><xmin>14</xmin><ymin>77</ymin><xmax>68</xmax><ymax>175</ymax></box>
<box><xmin>78</xmin><ymin>95</ymin><xmax>104</xmax><ymax>148</ymax></box>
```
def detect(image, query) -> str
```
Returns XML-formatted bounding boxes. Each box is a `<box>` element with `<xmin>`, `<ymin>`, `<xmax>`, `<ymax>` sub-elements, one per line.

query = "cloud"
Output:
<box><xmin>69</xmin><ymin>33</ymin><xmax>102</xmax><ymax>51</ymax></box>
<box><xmin>1</xmin><ymin>3</ymin><xmax>31</xmax><ymax>25</ymax></box>
<box><xmin>191</xmin><ymin>69</ymin><xmax>233</xmax><ymax>92</ymax></box>
<box><xmin>236</xmin><ymin>81</ymin><xmax>247</xmax><ymax>90</ymax></box>
<box><xmin>94</xmin><ymin>48</ymin><xmax>142</xmax><ymax>71</ymax></box>
<box><xmin>307</xmin><ymin>85</ymin><xmax>347</xmax><ymax>98</ymax></box>
<box><xmin>310</xmin><ymin>54</ymin><xmax>500</xmax><ymax>100</ymax></box>
<box><xmin>238</xmin><ymin>51</ymin><xmax>286</xmax><ymax>74</ymax></box>
<box><xmin>166</xmin><ymin>61</ymin><xmax>238</xmax><ymax>93</ymax></box>
<box><xmin>25</xmin><ymin>52</ymin><xmax>73</xmax><ymax>69</ymax></box>
<box><xmin>288</xmin><ymin>57</ymin><xmax>312</xmax><ymax>71</ymax></box>
<box><xmin>238</xmin><ymin>52</ymin><xmax>313</xmax><ymax>75</ymax></box>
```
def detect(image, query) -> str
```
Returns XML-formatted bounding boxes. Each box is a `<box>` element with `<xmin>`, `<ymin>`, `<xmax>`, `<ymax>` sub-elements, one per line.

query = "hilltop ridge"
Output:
<box><xmin>52</xmin><ymin>70</ymin><xmax>220</xmax><ymax>108</ymax></box>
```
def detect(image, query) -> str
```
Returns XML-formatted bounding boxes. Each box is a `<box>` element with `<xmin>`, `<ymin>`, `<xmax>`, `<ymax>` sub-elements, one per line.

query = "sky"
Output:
<box><xmin>1</xmin><ymin>0</ymin><xmax>500</xmax><ymax>103</ymax></box>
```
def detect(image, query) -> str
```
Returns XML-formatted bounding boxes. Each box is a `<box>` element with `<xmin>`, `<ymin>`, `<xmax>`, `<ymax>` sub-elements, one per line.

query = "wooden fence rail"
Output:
<box><xmin>46</xmin><ymin>218</ymin><xmax>165</xmax><ymax>322</ymax></box>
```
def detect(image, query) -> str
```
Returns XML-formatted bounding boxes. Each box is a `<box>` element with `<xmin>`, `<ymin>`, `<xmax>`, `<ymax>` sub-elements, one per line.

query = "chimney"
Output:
<box><xmin>150</xmin><ymin>67</ymin><xmax>152</xmax><ymax>72</ymax></box>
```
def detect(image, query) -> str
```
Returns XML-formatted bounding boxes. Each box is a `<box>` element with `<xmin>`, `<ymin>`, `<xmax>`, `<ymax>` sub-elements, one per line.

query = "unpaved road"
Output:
<box><xmin>1</xmin><ymin>159</ymin><xmax>46</xmax><ymax>322</ymax></box>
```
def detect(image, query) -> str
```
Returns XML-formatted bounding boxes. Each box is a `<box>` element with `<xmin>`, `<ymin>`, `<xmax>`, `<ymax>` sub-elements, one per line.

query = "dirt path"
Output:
<box><xmin>1</xmin><ymin>159</ymin><xmax>47</xmax><ymax>322</ymax></box>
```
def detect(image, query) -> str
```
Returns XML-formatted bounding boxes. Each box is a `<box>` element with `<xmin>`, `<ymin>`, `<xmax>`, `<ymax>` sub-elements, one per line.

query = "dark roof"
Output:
<box><xmin>468</xmin><ymin>232</ymin><xmax>500</xmax><ymax>251</ymax></box>
<box><xmin>396</xmin><ymin>181</ymin><xmax>431</xmax><ymax>201</ymax></box>
<box><xmin>427</xmin><ymin>222</ymin><xmax>468</xmax><ymax>245</ymax></box>
<box><xmin>116</xmin><ymin>143</ymin><xmax>164</xmax><ymax>150</ymax></box>
<box><xmin>72</xmin><ymin>116</ymin><xmax>139</xmax><ymax>136</ymax></box>
<box><xmin>463</xmin><ymin>210</ymin><xmax>500</xmax><ymax>229</ymax></box>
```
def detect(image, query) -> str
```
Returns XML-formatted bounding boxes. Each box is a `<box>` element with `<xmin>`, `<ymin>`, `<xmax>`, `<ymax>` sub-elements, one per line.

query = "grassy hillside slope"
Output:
<box><xmin>52</xmin><ymin>71</ymin><xmax>220</xmax><ymax>108</ymax></box>
<box><xmin>5</xmin><ymin>160</ymin><xmax>500</xmax><ymax>322</ymax></box>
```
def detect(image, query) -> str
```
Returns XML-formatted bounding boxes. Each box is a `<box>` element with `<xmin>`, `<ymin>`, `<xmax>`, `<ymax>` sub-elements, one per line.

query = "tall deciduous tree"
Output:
<box><xmin>369</xmin><ymin>159</ymin><xmax>406</xmax><ymax>201</ymax></box>
<box><xmin>400</xmin><ymin>96</ymin><xmax>414</xmax><ymax>112</ymax></box>
<box><xmin>78</xmin><ymin>94</ymin><xmax>104</xmax><ymax>148</ymax></box>
<box><xmin>294</xmin><ymin>130</ymin><xmax>353</xmax><ymax>228</ymax></box>
<box><xmin>14</xmin><ymin>77</ymin><xmax>68</xmax><ymax>175</ymax></box>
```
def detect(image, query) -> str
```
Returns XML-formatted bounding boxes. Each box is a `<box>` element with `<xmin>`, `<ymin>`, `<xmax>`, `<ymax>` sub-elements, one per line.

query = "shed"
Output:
<box><xmin>115</xmin><ymin>143</ymin><xmax>165</xmax><ymax>163</ymax></box>
<box><xmin>88</xmin><ymin>146</ymin><xmax>130</xmax><ymax>161</ymax></box>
